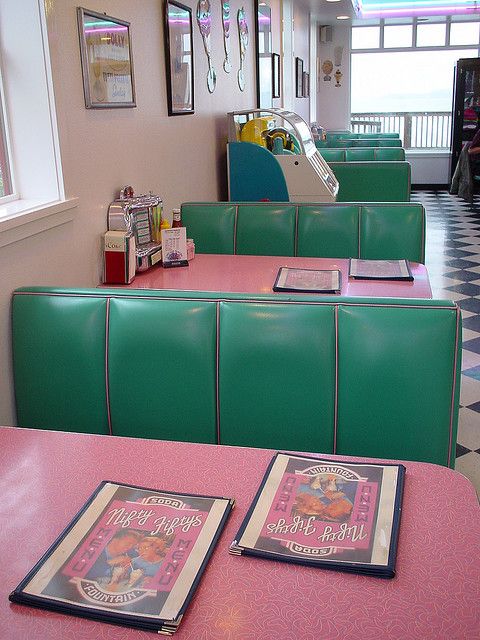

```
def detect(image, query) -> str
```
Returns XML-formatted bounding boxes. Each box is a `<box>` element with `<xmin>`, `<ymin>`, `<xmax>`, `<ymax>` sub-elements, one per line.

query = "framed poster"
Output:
<box><xmin>77</xmin><ymin>7</ymin><xmax>136</xmax><ymax>108</ymax></box>
<box><xmin>164</xmin><ymin>0</ymin><xmax>195</xmax><ymax>115</ymax></box>
<box><xmin>272</xmin><ymin>52</ymin><xmax>280</xmax><ymax>98</ymax></box>
<box><xmin>295</xmin><ymin>57</ymin><xmax>303</xmax><ymax>98</ymax></box>
<box><xmin>302</xmin><ymin>71</ymin><xmax>310</xmax><ymax>98</ymax></box>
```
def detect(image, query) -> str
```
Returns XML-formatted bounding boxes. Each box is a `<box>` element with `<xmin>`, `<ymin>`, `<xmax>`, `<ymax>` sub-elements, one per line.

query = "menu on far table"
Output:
<box><xmin>273</xmin><ymin>267</ymin><xmax>341</xmax><ymax>293</ymax></box>
<box><xmin>349</xmin><ymin>259</ymin><xmax>413</xmax><ymax>281</ymax></box>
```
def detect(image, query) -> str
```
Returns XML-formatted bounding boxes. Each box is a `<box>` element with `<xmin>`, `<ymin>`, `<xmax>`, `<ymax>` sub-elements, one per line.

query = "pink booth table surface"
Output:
<box><xmin>109</xmin><ymin>254</ymin><xmax>432</xmax><ymax>298</ymax></box>
<box><xmin>1</xmin><ymin>427</ymin><xmax>478</xmax><ymax>640</ymax></box>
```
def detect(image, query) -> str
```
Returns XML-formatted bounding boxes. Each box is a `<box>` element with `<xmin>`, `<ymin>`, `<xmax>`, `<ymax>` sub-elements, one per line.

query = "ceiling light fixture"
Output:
<box><xmin>336</xmin><ymin>15</ymin><xmax>351</xmax><ymax>19</ymax></box>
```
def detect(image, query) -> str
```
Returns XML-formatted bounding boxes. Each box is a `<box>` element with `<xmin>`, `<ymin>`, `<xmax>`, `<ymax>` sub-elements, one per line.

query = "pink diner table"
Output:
<box><xmin>1</xmin><ymin>426</ymin><xmax>478</xmax><ymax>640</ymax></box>
<box><xmin>108</xmin><ymin>254</ymin><xmax>432</xmax><ymax>298</ymax></box>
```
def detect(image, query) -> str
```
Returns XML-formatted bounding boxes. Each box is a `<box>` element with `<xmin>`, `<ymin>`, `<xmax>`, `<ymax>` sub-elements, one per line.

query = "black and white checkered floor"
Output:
<box><xmin>412</xmin><ymin>189</ymin><xmax>480</xmax><ymax>495</ymax></box>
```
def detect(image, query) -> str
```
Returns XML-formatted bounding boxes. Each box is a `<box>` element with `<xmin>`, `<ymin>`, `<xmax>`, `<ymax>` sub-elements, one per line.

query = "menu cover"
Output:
<box><xmin>349</xmin><ymin>259</ymin><xmax>413</xmax><ymax>281</ymax></box>
<box><xmin>230</xmin><ymin>453</ymin><xmax>405</xmax><ymax>578</ymax></box>
<box><xmin>9</xmin><ymin>481</ymin><xmax>234</xmax><ymax>634</ymax></box>
<box><xmin>273</xmin><ymin>267</ymin><xmax>341</xmax><ymax>293</ymax></box>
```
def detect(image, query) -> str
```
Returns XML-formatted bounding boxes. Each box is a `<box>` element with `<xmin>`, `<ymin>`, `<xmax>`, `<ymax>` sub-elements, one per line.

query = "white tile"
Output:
<box><xmin>462</xmin><ymin>349</ymin><xmax>480</xmax><ymax>370</ymax></box>
<box><xmin>461</xmin><ymin>309</ymin><xmax>476</xmax><ymax>319</ymax></box>
<box><xmin>463</xmin><ymin>327</ymin><xmax>480</xmax><ymax>341</ymax></box>
<box><xmin>465</xmin><ymin>265</ymin><xmax>480</xmax><ymax>274</ymax></box>
<box><xmin>454</xmin><ymin>452</ymin><xmax>480</xmax><ymax>498</ymax></box>
<box><xmin>432</xmin><ymin>289</ymin><xmax>469</xmax><ymax>302</ymax></box>
<box><xmin>460</xmin><ymin>375</ymin><xmax>480</xmax><ymax>408</ymax></box>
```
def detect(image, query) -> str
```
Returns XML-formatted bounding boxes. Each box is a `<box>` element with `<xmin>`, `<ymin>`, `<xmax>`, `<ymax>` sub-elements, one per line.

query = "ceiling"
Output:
<box><xmin>303</xmin><ymin>0</ymin><xmax>480</xmax><ymax>26</ymax></box>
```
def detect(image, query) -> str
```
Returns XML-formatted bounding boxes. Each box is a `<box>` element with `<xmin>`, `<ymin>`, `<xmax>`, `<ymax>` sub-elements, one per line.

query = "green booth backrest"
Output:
<box><xmin>181</xmin><ymin>202</ymin><xmax>425</xmax><ymax>262</ymax></box>
<box><xmin>12</xmin><ymin>288</ymin><xmax>461</xmax><ymax>468</ymax></box>
<box><xmin>319</xmin><ymin>148</ymin><xmax>406</xmax><ymax>162</ymax></box>
<box><xmin>329</xmin><ymin>162</ymin><xmax>411</xmax><ymax>202</ymax></box>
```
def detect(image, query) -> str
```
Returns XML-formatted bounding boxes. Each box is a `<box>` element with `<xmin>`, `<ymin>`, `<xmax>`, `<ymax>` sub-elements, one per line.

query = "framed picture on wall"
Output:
<box><xmin>164</xmin><ymin>0</ymin><xmax>194</xmax><ymax>115</ymax></box>
<box><xmin>272</xmin><ymin>53</ymin><xmax>280</xmax><ymax>98</ymax></box>
<box><xmin>302</xmin><ymin>71</ymin><xmax>309</xmax><ymax>98</ymax></box>
<box><xmin>77</xmin><ymin>7</ymin><xmax>136</xmax><ymax>108</ymax></box>
<box><xmin>295</xmin><ymin>57</ymin><xmax>303</xmax><ymax>98</ymax></box>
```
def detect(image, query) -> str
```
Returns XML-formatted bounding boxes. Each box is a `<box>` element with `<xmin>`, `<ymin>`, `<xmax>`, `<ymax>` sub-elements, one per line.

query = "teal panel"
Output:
<box><xmin>236</xmin><ymin>204</ymin><xmax>296</xmax><ymax>255</ymax></box>
<box><xmin>356</xmin><ymin>133</ymin><xmax>400</xmax><ymax>139</ymax></box>
<box><xmin>345</xmin><ymin>148</ymin><xmax>375</xmax><ymax>161</ymax></box>
<box><xmin>297</xmin><ymin>205</ymin><xmax>359</xmax><ymax>258</ymax></box>
<box><xmin>108</xmin><ymin>298</ymin><xmax>217</xmax><ymax>443</ymax></box>
<box><xmin>351</xmin><ymin>138</ymin><xmax>403</xmax><ymax>147</ymax></box>
<box><xmin>219</xmin><ymin>302</ymin><xmax>336</xmax><ymax>452</ymax></box>
<box><xmin>374</xmin><ymin>147</ymin><xmax>405</xmax><ymax>161</ymax></box>
<box><xmin>319</xmin><ymin>148</ymin><xmax>345</xmax><ymax>162</ymax></box>
<box><xmin>329</xmin><ymin>162</ymin><xmax>411</xmax><ymax>202</ymax></box>
<box><xmin>336</xmin><ymin>304</ymin><xmax>460</xmax><ymax>467</ymax></box>
<box><xmin>12</xmin><ymin>293</ymin><xmax>108</xmax><ymax>434</ymax></box>
<box><xmin>360</xmin><ymin>204</ymin><xmax>425</xmax><ymax>262</ymax></box>
<box><xmin>228</xmin><ymin>142</ymin><xmax>289</xmax><ymax>202</ymax></box>
<box><xmin>181</xmin><ymin>203</ymin><xmax>235</xmax><ymax>254</ymax></box>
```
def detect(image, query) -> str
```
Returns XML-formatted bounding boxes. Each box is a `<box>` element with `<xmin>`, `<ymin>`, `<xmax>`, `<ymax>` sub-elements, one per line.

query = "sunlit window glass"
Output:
<box><xmin>384</xmin><ymin>25</ymin><xmax>412</xmax><ymax>48</ymax></box>
<box><xmin>450</xmin><ymin>22</ymin><xmax>480</xmax><ymax>46</ymax></box>
<box><xmin>352</xmin><ymin>26</ymin><xmax>380</xmax><ymax>49</ymax></box>
<box><xmin>0</xmin><ymin>94</ymin><xmax>12</xmax><ymax>198</ymax></box>
<box><xmin>416</xmin><ymin>23</ymin><xmax>446</xmax><ymax>47</ymax></box>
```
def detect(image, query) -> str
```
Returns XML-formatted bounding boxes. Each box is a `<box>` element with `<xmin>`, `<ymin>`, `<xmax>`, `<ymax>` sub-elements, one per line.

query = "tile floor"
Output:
<box><xmin>412</xmin><ymin>189</ymin><xmax>480</xmax><ymax>495</ymax></box>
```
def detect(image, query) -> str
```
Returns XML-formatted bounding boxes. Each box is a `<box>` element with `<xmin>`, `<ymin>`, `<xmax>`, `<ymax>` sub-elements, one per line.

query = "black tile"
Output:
<box><xmin>456</xmin><ymin>443</ymin><xmax>471</xmax><ymax>457</ymax></box>
<box><xmin>445</xmin><ymin>259</ymin><xmax>480</xmax><ymax>269</ymax></box>
<box><xmin>462</xmin><ymin>313</ymin><xmax>480</xmax><ymax>331</ymax></box>
<box><xmin>463</xmin><ymin>336</ymin><xmax>480</xmax><ymax>354</ymax></box>
<box><xmin>444</xmin><ymin>270</ymin><xmax>480</xmax><ymax>282</ymax></box>
<box><xmin>444</xmin><ymin>248</ymin><xmax>479</xmax><ymax>258</ymax></box>
<box><xmin>445</xmin><ymin>283</ymin><xmax>480</xmax><ymax>296</ymax></box>
<box><xmin>466</xmin><ymin>400</ymin><xmax>480</xmax><ymax>413</ymax></box>
<box><xmin>457</xmin><ymin>298</ymin><xmax>480</xmax><ymax>313</ymax></box>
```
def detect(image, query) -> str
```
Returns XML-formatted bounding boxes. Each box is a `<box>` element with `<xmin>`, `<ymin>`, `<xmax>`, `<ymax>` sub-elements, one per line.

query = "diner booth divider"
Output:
<box><xmin>12</xmin><ymin>287</ymin><xmax>461</xmax><ymax>468</ymax></box>
<box><xmin>181</xmin><ymin>201</ymin><xmax>425</xmax><ymax>262</ymax></box>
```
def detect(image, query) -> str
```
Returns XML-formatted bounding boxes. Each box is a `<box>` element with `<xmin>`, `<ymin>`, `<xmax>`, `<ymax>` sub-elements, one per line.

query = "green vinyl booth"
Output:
<box><xmin>181</xmin><ymin>201</ymin><xmax>425</xmax><ymax>262</ymax></box>
<box><xmin>12</xmin><ymin>287</ymin><xmax>461</xmax><ymax>468</ymax></box>
<box><xmin>319</xmin><ymin>148</ymin><xmax>406</xmax><ymax>162</ymax></box>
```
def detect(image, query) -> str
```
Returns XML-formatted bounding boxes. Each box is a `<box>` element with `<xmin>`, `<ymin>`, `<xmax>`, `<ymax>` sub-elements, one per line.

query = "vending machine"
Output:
<box><xmin>227</xmin><ymin>108</ymin><xmax>338</xmax><ymax>202</ymax></box>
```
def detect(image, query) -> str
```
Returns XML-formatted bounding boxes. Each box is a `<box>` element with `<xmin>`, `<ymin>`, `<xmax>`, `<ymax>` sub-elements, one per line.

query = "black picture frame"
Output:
<box><xmin>272</xmin><ymin>52</ymin><xmax>280</xmax><ymax>98</ymax></box>
<box><xmin>302</xmin><ymin>71</ymin><xmax>309</xmax><ymax>98</ymax></box>
<box><xmin>295</xmin><ymin>57</ymin><xmax>303</xmax><ymax>98</ymax></box>
<box><xmin>164</xmin><ymin>0</ymin><xmax>194</xmax><ymax>115</ymax></box>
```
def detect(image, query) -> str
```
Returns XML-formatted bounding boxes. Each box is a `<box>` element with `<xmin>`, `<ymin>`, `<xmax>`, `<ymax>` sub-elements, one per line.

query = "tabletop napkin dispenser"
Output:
<box><xmin>107</xmin><ymin>186</ymin><xmax>162</xmax><ymax>272</ymax></box>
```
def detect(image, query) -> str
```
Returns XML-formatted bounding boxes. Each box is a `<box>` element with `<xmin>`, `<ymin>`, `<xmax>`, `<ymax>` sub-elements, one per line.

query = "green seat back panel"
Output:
<box><xmin>181</xmin><ymin>204</ymin><xmax>235</xmax><ymax>254</ymax></box>
<box><xmin>330</xmin><ymin>162</ymin><xmax>411</xmax><ymax>202</ymax></box>
<box><xmin>345</xmin><ymin>148</ymin><xmax>374</xmax><ymax>161</ymax></box>
<box><xmin>236</xmin><ymin>205</ymin><xmax>296</xmax><ymax>255</ymax></box>
<box><xmin>297</xmin><ymin>205</ymin><xmax>359</xmax><ymax>257</ymax></box>
<box><xmin>356</xmin><ymin>133</ymin><xmax>400</xmax><ymax>139</ymax></box>
<box><xmin>351</xmin><ymin>138</ymin><xmax>403</xmax><ymax>147</ymax></box>
<box><xmin>228</xmin><ymin>142</ymin><xmax>289</xmax><ymax>202</ymax></box>
<box><xmin>319</xmin><ymin>148</ymin><xmax>345</xmax><ymax>162</ymax></box>
<box><xmin>219</xmin><ymin>302</ymin><xmax>336</xmax><ymax>451</ymax></box>
<box><xmin>336</xmin><ymin>304</ymin><xmax>460</xmax><ymax>467</ymax></box>
<box><xmin>360</xmin><ymin>204</ymin><xmax>424</xmax><ymax>262</ymax></box>
<box><xmin>108</xmin><ymin>298</ymin><xmax>217</xmax><ymax>443</ymax></box>
<box><xmin>12</xmin><ymin>294</ymin><xmax>109</xmax><ymax>434</ymax></box>
<box><xmin>374</xmin><ymin>147</ymin><xmax>405</xmax><ymax>161</ymax></box>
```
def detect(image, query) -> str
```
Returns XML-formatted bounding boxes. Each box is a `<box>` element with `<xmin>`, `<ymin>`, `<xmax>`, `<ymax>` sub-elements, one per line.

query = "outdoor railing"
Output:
<box><xmin>351</xmin><ymin>112</ymin><xmax>452</xmax><ymax>149</ymax></box>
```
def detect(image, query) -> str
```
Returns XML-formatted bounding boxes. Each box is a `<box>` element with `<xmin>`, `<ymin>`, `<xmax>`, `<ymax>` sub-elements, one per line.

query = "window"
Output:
<box><xmin>450</xmin><ymin>21</ymin><xmax>480</xmax><ymax>46</ymax></box>
<box><xmin>416</xmin><ymin>23</ymin><xmax>446</xmax><ymax>47</ymax></box>
<box><xmin>384</xmin><ymin>25</ymin><xmax>412</xmax><ymax>48</ymax></box>
<box><xmin>352</xmin><ymin>26</ymin><xmax>380</xmax><ymax>50</ymax></box>
<box><xmin>0</xmin><ymin>0</ymin><xmax>74</xmax><ymax>246</ymax></box>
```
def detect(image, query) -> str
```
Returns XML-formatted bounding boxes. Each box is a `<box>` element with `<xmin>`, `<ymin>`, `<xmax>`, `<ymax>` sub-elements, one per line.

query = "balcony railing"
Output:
<box><xmin>351</xmin><ymin>112</ymin><xmax>452</xmax><ymax>150</ymax></box>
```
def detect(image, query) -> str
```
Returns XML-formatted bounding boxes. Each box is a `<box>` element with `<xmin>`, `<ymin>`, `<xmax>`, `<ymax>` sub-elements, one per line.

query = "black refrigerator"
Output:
<box><xmin>450</xmin><ymin>57</ymin><xmax>480</xmax><ymax>181</ymax></box>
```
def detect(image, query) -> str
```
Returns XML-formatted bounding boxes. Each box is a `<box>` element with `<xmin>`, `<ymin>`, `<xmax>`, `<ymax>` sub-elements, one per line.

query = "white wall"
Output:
<box><xmin>407</xmin><ymin>152</ymin><xmax>451</xmax><ymax>185</ymax></box>
<box><xmin>316</xmin><ymin>24</ymin><xmax>351</xmax><ymax>130</ymax></box>
<box><xmin>0</xmin><ymin>0</ymin><xmax>314</xmax><ymax>425</ymax></box>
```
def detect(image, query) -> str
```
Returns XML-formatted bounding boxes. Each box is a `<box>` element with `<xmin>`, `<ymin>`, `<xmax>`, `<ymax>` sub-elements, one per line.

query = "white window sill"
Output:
<box><xmin>0</xmin><ymin>197</ymin><xmax>78</xmax><ymax>248</ymax></box>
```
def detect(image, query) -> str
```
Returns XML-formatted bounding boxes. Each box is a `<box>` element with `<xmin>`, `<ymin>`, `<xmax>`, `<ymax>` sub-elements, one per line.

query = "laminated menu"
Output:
<box><xmin>273</xmin><ymin>267</ymin><xmax>341</xmax><ymax>293</ymax></box>
<box><xmin>9</xmin><ymin>481</ymin><xmax>234</xmax><ymax>634</ymax></box>
<box><xmin>349</xmin><ymin>258</ymin><xmax>413</xmax><ymax>281</ymax></box>
<box><xmin>230</xmin><ymin>453</ymin><xmax>405</xmax><ymax>578</ymax></box>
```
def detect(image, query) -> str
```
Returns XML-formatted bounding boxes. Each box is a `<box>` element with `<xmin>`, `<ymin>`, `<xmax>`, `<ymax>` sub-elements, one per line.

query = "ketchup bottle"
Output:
<box><xmin>172</xmin><ymin>208</ymin><xmax>182</xmax><ymax>228</ymax></box>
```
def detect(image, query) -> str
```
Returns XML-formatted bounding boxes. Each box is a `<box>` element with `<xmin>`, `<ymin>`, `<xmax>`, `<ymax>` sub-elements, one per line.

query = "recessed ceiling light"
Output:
<box><xmin>336</xmin><ymin>15</ymin><xmax>350</xmax><ymax>20</ymax></box>
<box><xmin>326</xmin><ymin>0</ymin><xmax>341</xmax><ymax>3</ymax></box>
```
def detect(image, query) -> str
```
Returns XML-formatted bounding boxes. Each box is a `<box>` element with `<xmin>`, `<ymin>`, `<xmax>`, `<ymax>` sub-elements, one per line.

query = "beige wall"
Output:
<box><xmin>0</xmin><ymin>0</ymin><xmax>313</xmax><ymax>425</ymax></box>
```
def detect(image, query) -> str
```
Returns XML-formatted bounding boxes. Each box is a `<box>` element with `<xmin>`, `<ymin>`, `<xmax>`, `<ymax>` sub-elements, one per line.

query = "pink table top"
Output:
<box><xmin>1</xmin><ymin>427</ymin><xmax>478</xmax><ymax>640</ymax></box>
<box><xmin>108</xmin><ymin>254</ymin><xmax>432</xmax><ymax>298</ymax></box>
